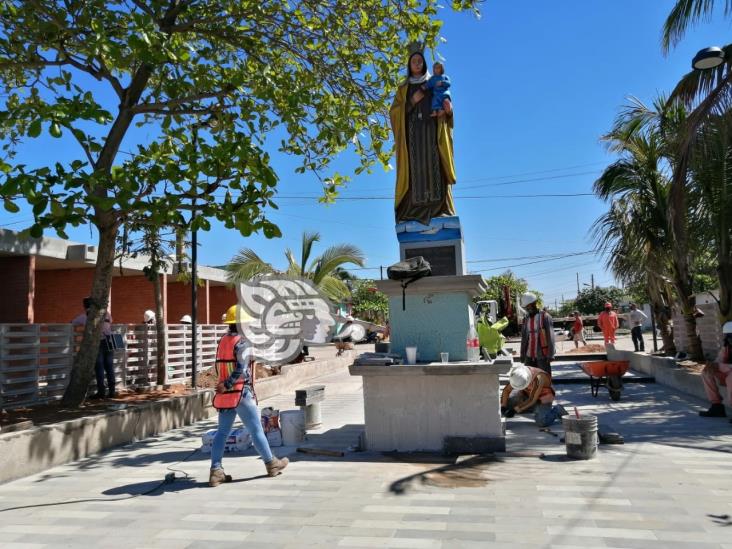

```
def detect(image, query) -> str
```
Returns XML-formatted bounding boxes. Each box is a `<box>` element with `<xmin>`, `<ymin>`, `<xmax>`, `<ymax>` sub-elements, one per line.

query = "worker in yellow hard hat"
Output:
<box><xmin>209</xmin><ymin>304</ymin><xmax>288</xmax><ymax>486</ymax></box>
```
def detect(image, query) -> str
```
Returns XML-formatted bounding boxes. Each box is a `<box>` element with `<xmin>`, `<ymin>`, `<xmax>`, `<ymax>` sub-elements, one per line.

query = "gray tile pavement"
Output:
<box><xmin>0</xmin><ymin>362</ymin><xmax>731</xmax><ymax>548</ymax></box>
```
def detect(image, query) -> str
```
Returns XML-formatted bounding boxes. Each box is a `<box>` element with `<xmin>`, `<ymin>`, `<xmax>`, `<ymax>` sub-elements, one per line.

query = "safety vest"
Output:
<box><xmin>212</xmin><ymin>333</ymin><xmax>255</xmax><ymax>410</ymax></box>
<box><xmin>527</xmin><ymin>312</ymin><xmax>549</xmax><ymax>359</ymax></box>
<box><xmin>523</xmin><ymin>366</ymin><xmax>555</xmax><ymax>404</ymax></box>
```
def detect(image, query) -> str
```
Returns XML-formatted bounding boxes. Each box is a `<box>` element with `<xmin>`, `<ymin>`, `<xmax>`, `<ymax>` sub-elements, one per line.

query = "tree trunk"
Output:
<box><xmin>153</xmin><ymin>272</ymin><xmax>167</xmax><ymax>385</ymax></box>
<box><xmin>668</xmin><ymin>167</ymin><xmax>704</xmax><ymax>361</ymax></box>
<box><xmin>61</xmin><ymin>220</ymin><xmax>119</xmax><ymax>406</ymax></box>
<box><xmin>718</xmin><ymin>252</ymin><xmax>732</xmax><ymax>324</ymax></box>
<box><xmin>651</xmin><ymin>301</ymin><xmax>676</xmax><ymax>355</ymax></box>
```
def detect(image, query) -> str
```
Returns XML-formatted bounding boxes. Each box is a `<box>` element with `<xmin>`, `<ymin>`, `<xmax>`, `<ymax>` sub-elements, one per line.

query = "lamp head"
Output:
<box><xmin>692</xmin><ymin>46</ymin><xmax>726</xmax><ymax>70</ymax></box>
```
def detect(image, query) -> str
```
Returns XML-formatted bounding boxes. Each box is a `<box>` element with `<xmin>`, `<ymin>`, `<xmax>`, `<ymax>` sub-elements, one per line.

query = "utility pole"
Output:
<box><xmin>380</xmin><ymin>265</ymin><xmax>384</xmax><ymax>280</ymax></box>
<box><xmin>576</xmin><ymin>272</ymin><xmax>580</xmax><ymax>296</ymax></box>
<box><xmin>591</xmin><ymin>274</ymin><xmax>595</xmax><ymax>290</ymax></box>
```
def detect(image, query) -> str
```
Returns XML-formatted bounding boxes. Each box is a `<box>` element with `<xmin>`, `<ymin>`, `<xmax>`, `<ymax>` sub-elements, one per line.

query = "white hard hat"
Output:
<box><xmin>520</xmin><ymin>293</ymin><xmax>537</xmax><ymax>308</ymax></box>
<box><xmin>509</xmin><ymin>365</ymin><xmax>532</xmax><ymax>391</ymax></box>
<box><xmin>180</xmin><ymin>315</ymin><xmax>192</xmax><ymax>324</ymax></box>
<box><xmin>143</xmin><ymin>310</ymin><xmax>155</xmax><ymax>322</ymax></box>
<box><xmin>723</xmin><ymin>321</ymin><xmax>732</xmax><ymax>334</ymax></box>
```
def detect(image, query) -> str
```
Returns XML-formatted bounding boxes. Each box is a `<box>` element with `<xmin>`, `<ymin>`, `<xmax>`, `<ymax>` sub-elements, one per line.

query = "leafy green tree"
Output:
<box><xmin>0</xmin><ymin>1</ymin><xmax>478</xmax><ymax>405</ymax></box>
<box><xmin>350</xmin><ymin>279</ymin><xmax>388</xmax><ymax>324</ymax></box>
<box><xmin>573</xmin><ymin>286</ymin><xmax>626</xmax><ymax>316</ymax></box>
<box><xmin>476</xmin><ymin>271</ymin><xmax>541</xmax><ymax>305</ymax></box>
<box><xmin>225</xmin><ymin>231</ymin><xmax>365</xmax><ymax>302</ymax></box>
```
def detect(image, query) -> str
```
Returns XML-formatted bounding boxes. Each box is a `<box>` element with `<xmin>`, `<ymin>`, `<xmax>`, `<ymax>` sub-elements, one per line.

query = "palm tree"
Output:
<box><xmin>687</xmin><ymin>109</ymin><xmax>732</xmax><ymax>322</ymax></box>
<box><xmin>597</xmin><ymin>96</ymin><xmax>710</xmax><ymax>359</ymax></box>
<box><xmin>662</xmin><ymin>1</ymin><xmax>732</xmax><ymax>54</ymax></box>
<box><xmin>592</xmin><ymin>130</ymin><xmax>677</xmax><ymax>353</ymax></box>
<box><xmin>225</xmin><ymin>231</ymin><xmax>365</xmax><ymax>302</ymax></box>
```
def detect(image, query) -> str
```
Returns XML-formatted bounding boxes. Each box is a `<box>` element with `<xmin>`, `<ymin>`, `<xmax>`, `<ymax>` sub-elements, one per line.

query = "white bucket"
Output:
<box><xmin>280</xmin><ymin>410</ymin><xmax>306</xmax><ymax>445</ymax></box>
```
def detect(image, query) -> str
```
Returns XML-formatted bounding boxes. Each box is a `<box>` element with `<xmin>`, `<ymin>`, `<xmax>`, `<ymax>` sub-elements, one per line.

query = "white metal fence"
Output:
<box><xmin>0</xmin><ymin>323</ymin><xmax>229</xmax><ymax>410</ymax></box>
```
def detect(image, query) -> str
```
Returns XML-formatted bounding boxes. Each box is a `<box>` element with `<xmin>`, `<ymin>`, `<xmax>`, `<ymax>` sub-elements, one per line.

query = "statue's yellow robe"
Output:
<box><xmin>390</xmin><ymin>81</ymin><xmax>457</xmax><ymax>224</ymax></box>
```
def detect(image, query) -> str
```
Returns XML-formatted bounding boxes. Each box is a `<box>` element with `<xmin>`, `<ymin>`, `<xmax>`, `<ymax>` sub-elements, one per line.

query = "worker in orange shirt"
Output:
<box><xmin>597</xmin><ymin>302</ymin><xmax>619</xmax><ymax>345</ymax></box>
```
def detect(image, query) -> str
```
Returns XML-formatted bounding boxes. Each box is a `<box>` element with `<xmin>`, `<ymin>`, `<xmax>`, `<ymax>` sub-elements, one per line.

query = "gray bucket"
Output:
<box><xmin>562</xmin><ymin>415</ymin><xmax>598</xmax><ymax>460</ymax></box>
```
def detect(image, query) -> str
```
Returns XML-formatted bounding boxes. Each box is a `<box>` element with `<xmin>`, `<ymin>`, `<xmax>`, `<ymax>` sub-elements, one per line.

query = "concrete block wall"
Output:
<box><xmin>0</xmin><ymin>256</ymin><xmax>34</xmax><ymax>323</ymax></box>
<box><xmin>672</xmin><ymin>303</ymin><xmax>722</xmax><ymax>359</ymax></box>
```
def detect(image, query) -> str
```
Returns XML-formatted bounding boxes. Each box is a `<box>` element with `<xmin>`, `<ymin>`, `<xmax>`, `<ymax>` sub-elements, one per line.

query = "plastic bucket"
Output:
<box><xmin>280</xmin><ymin>410</ymin><xmax>306</xmax><ymax>445</ymax></box>
<box><xmin>562</xmin><ymin>415</ymin><xmax>598</xmax><ymax>460</ymax></box>
<box><xmin>405</xmin><ymin>346</ymin><xmax>417</xmax><ymax>365</ymax></box>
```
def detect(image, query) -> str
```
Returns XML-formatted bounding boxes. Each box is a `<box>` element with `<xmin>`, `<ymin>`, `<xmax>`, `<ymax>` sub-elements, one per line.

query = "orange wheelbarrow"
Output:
<box><xmin>579</xmin><ymin>361</ymin><xmax>630</xmax><ymax>401</ymax></box>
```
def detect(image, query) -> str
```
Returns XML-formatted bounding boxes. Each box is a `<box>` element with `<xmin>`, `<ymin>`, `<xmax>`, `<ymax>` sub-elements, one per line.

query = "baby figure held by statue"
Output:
<box><xmin>423</xmin><ymin>61</ymin><xmax>451</xmax><ymax>117</ymax></box>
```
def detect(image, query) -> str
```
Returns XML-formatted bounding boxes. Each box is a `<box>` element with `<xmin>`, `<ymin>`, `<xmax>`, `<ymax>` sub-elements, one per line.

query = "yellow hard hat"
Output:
<box><xmin>224</xmin><ymin>304</ymin><xmax>252</xmax><ymax>324</ymax></box>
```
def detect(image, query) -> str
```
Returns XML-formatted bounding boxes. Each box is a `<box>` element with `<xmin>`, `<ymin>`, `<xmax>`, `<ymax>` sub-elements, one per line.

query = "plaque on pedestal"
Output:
<box><xmin>396</xmin><ymin>216</ymin><xmax>466</xmax><ymax>276</ymax></box>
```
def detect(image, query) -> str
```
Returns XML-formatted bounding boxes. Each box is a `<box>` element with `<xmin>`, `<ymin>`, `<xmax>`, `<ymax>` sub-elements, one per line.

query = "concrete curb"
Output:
<box><xmin>0</xmin><ymin>354</ymin><xmax>352</xmax><ymax>485</ymax></box>
<box><xmin>607</xmin><ymin>348</ymin><xmax>709</xmax><ymax>403</ymax></box>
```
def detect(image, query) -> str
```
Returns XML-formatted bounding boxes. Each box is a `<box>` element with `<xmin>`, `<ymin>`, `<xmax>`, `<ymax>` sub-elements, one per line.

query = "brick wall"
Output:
<box><xmin>110</xmin><ymin>275</ymin><xmax>160</xmax><ymax>324</ymax></box>
<box><xmin>672</xmin><ymin>303</ymin><xmax>722</xmax><ymax>359</ymax></box>
<box><xmin>209</xmin><ymin>285</ymin><xmax>236</xmax><ymax>323</ymax></box>
<box><xmin>35</xmin><ymin>267</ymin><xmax>95</xmax><ymax>323</ymax></box>
<box><xmin>0</xmin><ymin>256</ymin><xmax>35</xmax><ymax>323</ymax></box>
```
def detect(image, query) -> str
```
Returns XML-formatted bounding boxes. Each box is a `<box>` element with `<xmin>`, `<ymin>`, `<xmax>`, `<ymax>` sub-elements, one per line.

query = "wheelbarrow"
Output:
<box><xmin>579</xmin><ymin>360</ymin><xmax>630</xmax><ymax>401</ymax></box>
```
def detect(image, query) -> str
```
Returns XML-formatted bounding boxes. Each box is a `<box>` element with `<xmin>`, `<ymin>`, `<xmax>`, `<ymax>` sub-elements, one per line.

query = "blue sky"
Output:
<box><xmin>2</xmin><ymin>1</ymin><xmax>730</xmax><ymax>309</ymax></box>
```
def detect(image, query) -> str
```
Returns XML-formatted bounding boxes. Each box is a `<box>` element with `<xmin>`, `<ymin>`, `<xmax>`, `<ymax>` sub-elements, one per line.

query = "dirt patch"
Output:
<box><xmin>0</xmin><ymin>384</ymin><xmax>193</xmax><ymax>432</ymax></box>
<box><xmin>1</xmin><ymin>361</ymin><xmax>285</xmax><ymax>433</ymax></box>
<box><xmin>565</xmin><ymin>344</ymin><xmax>606</xmax><ymax>354</ymax></box>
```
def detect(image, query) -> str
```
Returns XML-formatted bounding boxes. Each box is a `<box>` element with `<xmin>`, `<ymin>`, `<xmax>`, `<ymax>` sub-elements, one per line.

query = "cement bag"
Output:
<box><xmin>202</xmin><ymin>427</ymin><xmax>251</xmax><ymax>446</ymax></box>
<box><xmin>280</xmin><ymin>410</ymin><xmax>305</xmax><ymax>445</ymax></box>
<box><xmin>266</xmin><ymin>428</ymin><xmax>283</xmax><ymax>447</ymax></box>
<box><xmin>261</xmin><ymin>407</ymin><xmax>280</xmax><ymax>433</ymax></box>
<box><xmin>200</xmin><ymin>441</ymin><xmax>251</xmax><ymax>454</ymax></box>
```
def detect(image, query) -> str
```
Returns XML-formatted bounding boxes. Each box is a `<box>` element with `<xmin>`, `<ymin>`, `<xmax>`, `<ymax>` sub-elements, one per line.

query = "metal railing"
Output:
<box><xmin>0</xmin><ymin>323</ymin><xmax>229</xmax><ymax>410</ymax></box>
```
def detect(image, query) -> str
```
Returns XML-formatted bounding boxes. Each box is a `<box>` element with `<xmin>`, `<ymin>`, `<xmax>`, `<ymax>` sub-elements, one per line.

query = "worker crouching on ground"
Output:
<box><xmin>501</xmin><ymin>364</ymin><xmax>568</xmax><ymax>427</ymax></box>
<box><xmin>519</xmin><ymin>293</ymin><xmax>555</xmax><ymax>375</ymax></box>
<box><xmin>209</xmin><ymin>304</ymin><xmax>288</xmax><ymax>487</ymax></box>
<box><xmin>699</xmin><ymin>321</ymin><xmax>732</xmax><ymax>420</ymax></box>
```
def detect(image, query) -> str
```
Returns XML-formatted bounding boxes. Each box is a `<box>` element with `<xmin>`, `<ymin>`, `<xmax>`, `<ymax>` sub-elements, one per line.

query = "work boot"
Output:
<box><xmin>265</xmin><ymin>456</ymin><xmax>289</xmax><ymax>477</ymax></box>
<box><xmin>699</xmin><ymin>403</ymin><xmax>726</xmax><ymax>418</ymax></box>
<box><xmin>208</xmin><ymin>468</ymin><xmax>232</xmax><ymax>487</ymax></box>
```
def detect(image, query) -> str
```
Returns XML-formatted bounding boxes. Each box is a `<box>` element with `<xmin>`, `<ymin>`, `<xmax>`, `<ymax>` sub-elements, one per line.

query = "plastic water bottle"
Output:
<box><xmin>466</xmin><ymin>326</ymin><xmax>480</xmax><ymax>362</ymax></box>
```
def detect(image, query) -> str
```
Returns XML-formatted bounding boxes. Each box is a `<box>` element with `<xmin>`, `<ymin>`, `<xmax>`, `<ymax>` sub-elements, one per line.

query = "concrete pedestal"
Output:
<box><xmin>375</xmin><ymin>275</ymin><xmax>485</xmax><ymax>362</ymax></box>
<box><xmin>349</xmin><ymin>359</ymin><xmax>512</xmax><ymax>452</ymax></box>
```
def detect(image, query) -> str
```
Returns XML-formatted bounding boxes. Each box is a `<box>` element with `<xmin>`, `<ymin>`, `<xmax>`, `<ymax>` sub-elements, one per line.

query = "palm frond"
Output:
<box><xmin>311</xmin><ymin>244</ymin><xmax>365</xmax><ymax>285</ymax></box>
<box><xmin>662</xmin><ymin>0</ymin><xmax>728</xmax><ymax>53</ymax></box>
<box><xmin>300</xmin><ymin>231</ymin><xmax>320</xmax><ymax>274</ymax></box>
<box><xmin>225</xmin><ymin>249</ymin><xmax>276</xmax><ymax>282</ymax></box>
<box><xmin>318</xmin><ymin>275</ymin><xmax>352</xmax><ymax>302</ymax></box>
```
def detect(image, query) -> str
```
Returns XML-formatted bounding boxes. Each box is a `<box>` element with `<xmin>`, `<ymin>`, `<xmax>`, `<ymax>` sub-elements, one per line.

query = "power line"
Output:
<box><xmin>269</xmin><ymin>192</ymin><xmax>594</xmax><ymax>200</ymax></box>
<box><xmin>467</xmin><ymin>251</ymin><xmax>591</xmax><ymax>264</ymax></box>
<box><xmin>469</xmin><ymin>251</ymin><xmax>595</xmax><ymax>273</ymax></box>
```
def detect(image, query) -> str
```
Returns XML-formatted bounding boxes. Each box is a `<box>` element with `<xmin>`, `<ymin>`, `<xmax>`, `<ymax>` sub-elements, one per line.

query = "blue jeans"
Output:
<box><xmin>534</xmin><ymin>403</ymin><xmax>563</xmax><ymax>427</ymax></box>
<box><xmin>211</xmin><ymin>387</ymin><xmax>273</xmax><ymax>470</ymax></box>
<box><xmin>95</xmin><ymin>340</ymin><xmax>115</xmax><ymax>396</ymax></box>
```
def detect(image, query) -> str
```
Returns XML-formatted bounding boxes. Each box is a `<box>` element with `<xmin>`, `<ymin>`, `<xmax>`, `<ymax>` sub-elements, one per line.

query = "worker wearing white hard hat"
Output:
<box><xmin>519</xmin><ymin>292</ymin><xmax>555</xmax><ymax>375</ymax></box>
<box><xmin>699</xmin><ymin>321</ymin><xmax>732</xmax><ymax>420</ymax></box>
<box><xmin>143</xmin><ymin>310</ymin><xmax>155</xmax><ymax>325</ymax></box>
<box><xmin>180</xmin><ymin>315</ymin><xmax>192</xmax><ymax>325</ymax></box>
<box><xmin>501</xmin><ymin>364</ymin><xmax>568</xmax><ymax>426</ymax></box>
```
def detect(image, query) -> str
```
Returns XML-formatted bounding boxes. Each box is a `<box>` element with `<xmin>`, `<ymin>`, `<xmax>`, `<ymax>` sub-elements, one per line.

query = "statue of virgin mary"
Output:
<box><xmin>389</xmin><ymin>45</ymin><xmax>457</xmax><ymax>225</ymax></box>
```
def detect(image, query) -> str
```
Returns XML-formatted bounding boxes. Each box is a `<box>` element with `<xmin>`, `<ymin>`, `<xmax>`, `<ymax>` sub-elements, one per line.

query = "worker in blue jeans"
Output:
<box><xmin>209</xmin><ymin>305</ymin><xmax>288</xmax><ymax>487</ymax></box>
<box><xmin>501</xmin><ymin>364</ymin><xmax>568</xmax><ymax>427</ymax></box>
